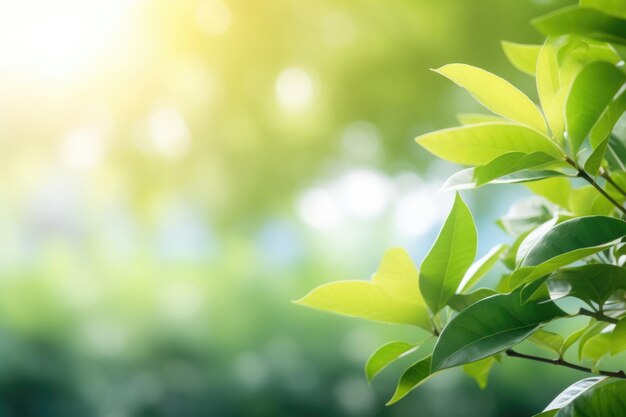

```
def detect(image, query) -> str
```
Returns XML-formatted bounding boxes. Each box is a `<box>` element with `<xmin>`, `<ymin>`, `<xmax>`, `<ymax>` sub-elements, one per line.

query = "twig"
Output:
<box><xmin>578</xmin><ymin>308</ymin><xmax>619</xmax><ymax>324</ymax></box>
<box><xmin>505</xmin><ymin>349</ymin><xmax>626</xmax><ymax>379</ymax></box>
<box><xmin>565</xmin><ymin>157</ymin><xmax>626</xmax><ymax>216</ymax></box>
<box><xmin>600</xmin><ymin>168</ymin><xmax>626</xmax><ymax>199</ymax></box>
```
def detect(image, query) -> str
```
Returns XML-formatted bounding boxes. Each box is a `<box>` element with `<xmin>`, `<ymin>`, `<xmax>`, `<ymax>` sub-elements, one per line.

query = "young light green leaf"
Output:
<box><xmin>581</xmin><ymin>0</ymin><xmax>626</xmax><ymax>18</ymax></box>
<box><xmin>578</xmin><ymin>321</ymin><xmax>610</xmax><ymax>361</ymax></box>
<box><xmin>294</xmin><ymin>248</ymin><xmax>431</xmax><ymax>330</ymax></box>
<box><xmin>501</xmin><ymin>41</ymin><xmax>542</xmax><ymax>76</ymax></box>
<box><xmin>463</xmin><ymin>356</ymin><xmax>497</xmax><ymax>389</ymax></box>
<box><xmin>420</xmin><ymin>193</ymin><xmax>477</xmax><ymax>314</ymax></box>
<box><xmin>529</xmin><ymin>329</ymin><xmax>564</xmax><ymax>356</ymax></box>
<box><xmin>542</xmin><ymin>377</ymin><xmax>607</xmax><ymax>414</ymax></box>
<box><xmin>566</xmin><ymin>61</ymin><xmax>626</xmax><ymax>153</ymax></box>
<box><xmin>386</xmin><ymin>356</ymin><xmax>435</xmax><ymax>405</ymax></box>
<box><xmin>554</xmin><ymin>378</ymin><xmax>626</xmax><ymax>417</ymax></box>
<box><xmin>416</xmin><ymin>123</ymin><xmax>564</xmax><ymax>166</ymax></box>
<box><xmin>533</xmin><ymin>6</ymin><xmax>626</xmax><ymax>44</ymax></box>
<box><xmin>580</xmin><ymin>332</ymin><xmax>612</xmax><ymax>369</ymax></box>
<box><xmin>458</xmin><ymin>244</ymin><xmax>507</xmax><ymax>292</ymax></box>
<box><xmin>365</xmin><ymin>341</ymin><xmax>418</xmax><ymax>383</ymax></box>
<box><xmin>610</xmin><ymin>317</ymin><xmax>626</xmax><ymax>355</ymax></box>
<box><xmin>525</xmin><ymin>177</ymin><xmax>572</xmax><ymax>209</ymax></box>
<box><xmin>583</xmin><ymin>136</ymin><xmax>610</xmax><ymax>175</ymax></box>
<box><xmin>431</xmin><ymin>291</ymin><xmax>566</xmax><ymax>372</ymax></box>
<box><xmin>434</xmin><ymin>64</ymin><xmax>547</xmax><ymax>133</ymax></box>
<box><xmin>561</xmin><ymin>327</ymin><xmax>587</xmax><ymax>357</ymax></box>
<box><xmin>548</xmin><ymin>264</ymin><xmax>626</xmax><ymax>307</ymax></box>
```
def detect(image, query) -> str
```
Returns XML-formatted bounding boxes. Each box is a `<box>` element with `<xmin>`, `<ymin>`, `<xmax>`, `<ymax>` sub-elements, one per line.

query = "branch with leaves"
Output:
<box><xmin>296</xmin><ymin>1</ymin><xmax>626</xmax><ymax>416</ymax></box>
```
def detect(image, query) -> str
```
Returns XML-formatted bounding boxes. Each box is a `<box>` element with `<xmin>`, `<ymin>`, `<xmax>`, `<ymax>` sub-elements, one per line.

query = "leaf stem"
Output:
<box><xmin>505</xmin><ymin>349</ymin><xmax>626</xmax><ymax>379</ymax></box>
<box><xmin>565</xmin><ymin>157</ymin><xmax>626</xmax><ymax>216</ymax></box>
<box><xmin>578</xmin><ymin>307</ymin><xmax>619</xmax><ymax>324</ymax></box>
<box><xmin>600</xmin><ymin>168</ymin><xmax>626</xmax><ymax>199</ymax></box>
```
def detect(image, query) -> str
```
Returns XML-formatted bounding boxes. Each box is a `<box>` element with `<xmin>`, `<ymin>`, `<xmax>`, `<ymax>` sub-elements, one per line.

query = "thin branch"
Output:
<box><xmin>578</xmin><ymin>308</ymin><xmax>619</xmax><ymax>324</ymax></box>
<box><xmin>565</xmin><ymin>157</ymin><xmax>626</xmax><ymax>216</ymax></box>
<box><xmin>600</xmin><ymin>168</ymin><xmax>626</xmax><ymax>199</ymax></box>
<box><xmin>505</xmin><ymin>349</ymin><xmax>626</xmax><ymax>379</ymax></box>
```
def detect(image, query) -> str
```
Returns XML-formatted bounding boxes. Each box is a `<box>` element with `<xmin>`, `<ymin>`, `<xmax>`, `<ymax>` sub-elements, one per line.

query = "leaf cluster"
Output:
<box><xmin>296</xmin><ymin>1</ymin><xmax>626</xmax><ymax>415</ymax></box>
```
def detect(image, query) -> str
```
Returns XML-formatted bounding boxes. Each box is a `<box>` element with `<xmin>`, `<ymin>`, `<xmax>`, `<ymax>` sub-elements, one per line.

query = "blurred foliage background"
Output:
<box><xmin>0</xmin><ymin>0</ymin><xmax>599</xmax><ymax>416</ymax></box>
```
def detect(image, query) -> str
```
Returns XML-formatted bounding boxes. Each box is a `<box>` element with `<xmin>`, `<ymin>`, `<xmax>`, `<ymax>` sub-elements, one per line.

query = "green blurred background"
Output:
<box><xmin>0</xmin><ymin>0</ymin><xmax>601</xmax><ymax>416</ymax></box>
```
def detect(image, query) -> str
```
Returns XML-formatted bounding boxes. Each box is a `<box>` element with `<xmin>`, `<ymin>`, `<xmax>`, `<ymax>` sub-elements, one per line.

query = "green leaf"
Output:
<box><xmin>501</xmin><ymin>41</ymin><xmax>542</xmax><ymax>76</ymax></box>
<box><xmin>420</xmin><ymin>193</ymin><xmax>477</xmax><ymax>314</ymax></box>
<box><xmin>365</xmin><ymin>341</ymin><xmax>418</xmax><ymax>383</ymax></box>
<box><xmin>568</xmin><ymin>185</ymin><xmax>615</xmax><ymax>217</ymax></box>
<box><xmin>537</xmin><ymin>39</ymin><xmax>564</xmax><ymax>142</ymax></box>
<box><xmin>610</xmin><ymin>317</ymin><xmax>626</xmax><ymax>355</ymax></box>
<box><xmin>529</xmin><ymin>329</ymin><xmax>564</xmax><ymax>356</ymax></box>
<box><xmin>581</xmin><ymin>0</ymin><xmax>626</xmax><ymax>18</ymax></box>
<box><xmin>431</xmin><ymin>291</ymin><xmax>566</xmax><ymax>372</ymax></box>
<box><xmin>566</xmin><ymin>61</ymin><xmax>626</xmax><ymax>153</ymax></box>
<box><xmin>533</xmin><ymin>6</ymin><xmax>626</xmax><ymax>44</ymax></box>
<box><xmin>511</xmin><ymin>216</ymin><xmax>626</xmax><ymax>286</ymax></box>
<box><xmin>548</xmin><ymin>264</ymin><xmax>626</xmax><ymax>306</ymax></box>
<box><xmin>554</xmin><ymin>378</ymin><xmax>626</xmax><ymax>417</ymax></box>
<box><xmin>583</xmin><ymin>136</ymin><xmax>610</xmax><ymax>175</ymax></box>
<box><xmin>581</xmin><ymin>332</ymin><xmax>612</xmax><ymax>369</ymax></box>
<box><xmin>526</xmin><ymin>177</ymin><xmax>572</xmax><ymax>209</ymax></box>
<box><xmin>561</xmin><ymin>327</ymin><xmax>587</xmax><ymax>356</ymax></box>
<box><xmin>463</xmin><ymin>356</ymin><xmax>497</xmax><ymax>389</ymax></box>
<box><xmin>474</xmin><ymin>152</ymin><xmax>566</xmax><ymax>186</ymax></box>
<box><xmin>578</xmin><ymin>320</ymin><xmax>610</xmax><ymax>361</ymax></box>
<box><xmin>542</xmin><ymin>377</ymin><xmax>608</xmax><ymax>415</ymax></box>
<box><xmin>416</xmin><ymin>123</ymin><xmax>564</xmax><ymax>166</ymax></box>
<box><xmin>434</xmin><ymin>64</ymin><xmax>547</xmax><ymax>133</ymax></box>
<box><xmin>498</xmin><ymin>198</ymin><xmax>557</xmax><ymax>237</ymax></box>
<box><xmin>448</xmin><ymin>288</ymin><xmax>499</xmax><ymax>312</ymax></box>
<box><xmin>387</xmin><ymin>356</ymin><xmax>435</xmax><ymax>405</ymax></box>
<box><xmin>294</xmin><ymin>248</ymin><xmax>431</xmax><ymax>329</ymax></box>
<box><xmin>442</xmin><ymin>168</ymin><xmax>565</xmax><ymax>192</ymax></box>
<box><xmin>523</xmin><ymin>216</ymin><xmax>626</xmax><ymax>266</ymax></box>
<box><xmin>459</xmin><ymin>244</ymin><xmax>507</xmax><ymax>292</ymax></box>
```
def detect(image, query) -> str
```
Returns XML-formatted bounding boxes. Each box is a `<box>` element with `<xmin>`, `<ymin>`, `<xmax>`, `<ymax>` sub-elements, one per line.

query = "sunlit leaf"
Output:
<box><xmin>566</xmin><ymin>61</ymin><xmax>625</xmax><ymax>153</ymax></box>
<box><xmin>420</xmin><ymin>194</ymin><xmax>476</xmax><ymax>313</ymax></box>
<box><xmin>416</xmin><ymin>123</ymin><xmax>564</xmax><ymax>166</ymax></box>
<box><xmin>610</xmin><ymin>317</ymin><xmax>626</xmax><ymax>355</ymax></box>
<box><xmin>365</xmin><ymin>341</ymin><xmax>419</xmax><ymax>382</ymax></box>
<box><xmin>529</xmin><ymin>329</ymin><xmax>564</xmax><ymax>356</ymax></box>
<box><xmin>458</xmin><ymin>244</ymin><xmax>507</xmax><ymax>292</ymax></box>
<box><xmin>434</xmin><ymin>64</ymin><xmax>547</xmax><ymax>133</ymax></box>
<box><xmin>448</xmin><ymin>288</ymin><xmax>499</xmax><ymax>312</ymax></box>
<box><xmin>463</xmin><ymin>356</ymin><xmax>497</xmax><ymax>389</ymax></box>
<box><xmin>502</xmin><ymin>41</ymin><xmax>542</xmax><ymax>76</ymax></box>
<box><xmin>294</xmin><ymin>248</ymin><xmax>431</xmax><ymax>329</ymax></box>
<box><xmin>456</xmin><ymin>113</ymin><xmax>505</xmax><ymax>125</ymax></box>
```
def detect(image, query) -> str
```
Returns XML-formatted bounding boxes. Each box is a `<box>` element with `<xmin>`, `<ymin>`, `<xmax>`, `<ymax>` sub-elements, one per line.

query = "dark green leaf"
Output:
<box><xmin>548</xmin><ymin>264</ymin><xmax>626</xmax><ymax>306</ymax></box>
<box><xmin>387</xmin><ymin>356</ymin><xmax>434</xmax><ymax>405</ymax></box>
<box><xmin>555</xmin><ymin>378</ymin><xmax>626</xmax><ymax>416</ymax></box>
<box><xmin>448</xmin><ymin>289</ymin><xmax>499</xmax><ymax>312</ymax></box>
<box><xmin>431</xmin><ymin>291</ymin><xmax>566</xmax><ymax>372</ymax></box>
